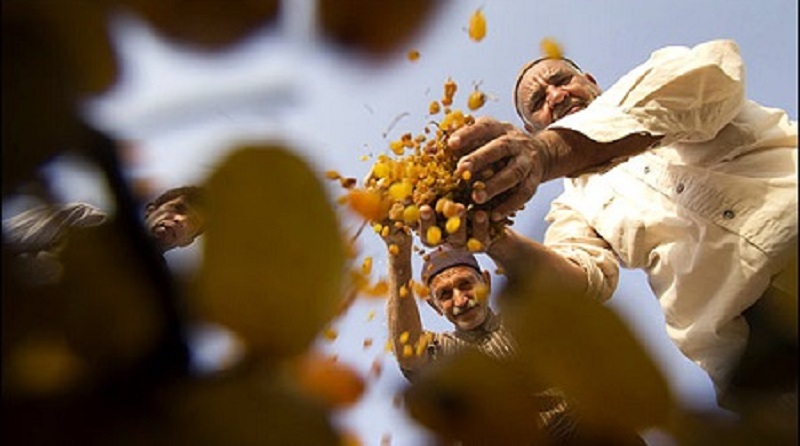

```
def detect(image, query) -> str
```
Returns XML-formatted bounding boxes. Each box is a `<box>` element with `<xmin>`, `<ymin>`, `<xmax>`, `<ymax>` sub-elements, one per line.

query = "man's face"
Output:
<box><xmin>429</xmin><ymin>266</ymin><xmax>490</xmax><ymax>331</ymax></box>
<box><xmin>144</xmin><ymin>196</ymin><xmax>205</xmax><ymax>252</ymax></box>
<box><xmin>515</xmin><ymin>58</ymin><xmax>602</xmax><ymax>132</ymax></box>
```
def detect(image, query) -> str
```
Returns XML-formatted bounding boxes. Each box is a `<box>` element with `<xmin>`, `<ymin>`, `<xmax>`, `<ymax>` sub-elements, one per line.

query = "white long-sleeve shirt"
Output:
<box><xmin>544</xmin><ymin>39</ymin><xmax>797</xmax><ymax>397</ymax></box>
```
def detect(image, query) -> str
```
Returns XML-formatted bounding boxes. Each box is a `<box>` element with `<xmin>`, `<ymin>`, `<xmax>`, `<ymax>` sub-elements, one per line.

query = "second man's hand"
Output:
<box><xmin>448</xmin><ymin>116</ymin><xmax>548</xmax><ymax>222</ymax></box>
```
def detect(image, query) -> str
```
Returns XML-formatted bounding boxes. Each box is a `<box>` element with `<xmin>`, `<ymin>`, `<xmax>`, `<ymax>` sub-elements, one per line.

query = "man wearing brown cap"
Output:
<box><xmin>381</xmin><ymin>225</ymin><xmax>644</xmax><ymax>445</ymax></box>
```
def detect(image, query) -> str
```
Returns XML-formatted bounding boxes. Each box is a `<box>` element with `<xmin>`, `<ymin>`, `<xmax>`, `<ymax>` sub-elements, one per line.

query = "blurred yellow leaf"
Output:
<box><xmin>500</xmin><ymin>278</ymin><xmax>675</xmax><ymax>432</ymax></box>
<box><xmin>2</xmin><ymin>219</ymin><xmax>175</xmax><ymax>400</ymax></box>
<box><xmin>3</xmin><ymin>1</ymin><xmax>118</xmax><ymax>96</ymax></box>
<box><xmin>160</xmin><ymin>363</ymin><xmax>340</xmax><ymax>446</ymax></box>
<box><xmin>198</xmin><ymin>146</ymin><xmax>346</xmax><ymax>359</ymax></box>
<box><xmin>2</xmin><ymin>6</ymin><xmax>84</xmax><ymax>195</ymax></box>
<box><xmin>58</xmin><ymin>223</ymin><xmax>168</xmax><ymax>377</ymax></box>
<box><xmin>288</xmin><ymin>352</ymin><xmax>365</xmax><ymax>409</ymax></box>
<box><xmin>122</xmin><ymin>0</ymin><xmax>280</xmax><ymax>50</ymax></box>
<box><xmin>2</xmin><ymin>1</ymin><xmax>122</xmax><ymax>198</ymax></box>
<box><xmin>404</xmin><ymin>350</ymin><xmax>546</xmax><ymax>445</ymax></box>
<box><xmin>668</xmin><ymin>406</ymin><xmax>797</xmax><ymax>446</ymax></box>
<box><xmin>761</xmin><ymin>255</ymin><xmax>797</xmax><ymax>340</ymax></box>
<box><xmin>318</xmin><ymin>0</ymin><xmax>438</xmax><ymax>57</ymax></box>
<box><xmin>3</xmin><ymin>336</ymin><xmax>87</xmax><ymax>397</ymax></box>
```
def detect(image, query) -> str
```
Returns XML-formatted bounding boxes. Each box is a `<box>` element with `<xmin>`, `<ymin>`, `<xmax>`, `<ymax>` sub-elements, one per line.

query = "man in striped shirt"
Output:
<box><xmin>383</xmin><ymin>225</ymin><xmax>644</xmax><ymax>445</ymax></box>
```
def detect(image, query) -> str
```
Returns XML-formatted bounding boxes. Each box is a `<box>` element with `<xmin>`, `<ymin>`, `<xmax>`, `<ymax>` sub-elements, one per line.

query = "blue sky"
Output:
<box><xmin>25</xmin><ymin>0</ymin><xmax>798</xmax><ymax>444</ymax></box>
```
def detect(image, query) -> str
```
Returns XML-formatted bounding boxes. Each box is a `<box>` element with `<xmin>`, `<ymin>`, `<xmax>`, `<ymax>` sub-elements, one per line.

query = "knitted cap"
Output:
<box><xmin>421</xmin><ymin>246</ymin><xmax>481</xmax><ymax>285</ymax></box>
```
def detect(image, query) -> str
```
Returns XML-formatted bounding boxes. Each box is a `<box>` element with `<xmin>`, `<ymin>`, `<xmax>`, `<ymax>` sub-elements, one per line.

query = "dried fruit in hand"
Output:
<box><xmin>329</xmin><ymin>77</ymin><xmax>512</xmax><ymax>297</ymax></box>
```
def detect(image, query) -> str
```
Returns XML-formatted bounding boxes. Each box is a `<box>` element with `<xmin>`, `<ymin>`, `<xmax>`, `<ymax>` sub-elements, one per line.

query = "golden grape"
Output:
<box><xmin>540</xmin><ymin>37</ymin><xmax>564</xmax><ymax>59</ymax></box>
<box><xmin>468</xmin><ymin>9</ymin><xmax>487</xmax><ymax>42</ymax></box>
<box><xmin>467</xmin><ymin>90</ymin><xmax>486</xmax><ymax>111</ymax></box>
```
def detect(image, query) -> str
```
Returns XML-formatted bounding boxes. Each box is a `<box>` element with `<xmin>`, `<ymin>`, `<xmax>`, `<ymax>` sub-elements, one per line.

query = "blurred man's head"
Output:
<box><xmin>144</xmin><ymin>186</ymin><xmax>205</xmax><ymax>252</ymax></box>
<box><xmin>422</xmin><ymin>247</ymin><xmax>491</xmax><ymax>331</ymax></box>
<box><xmin>513</xmin><ymin>57</ymin><xmax>602</xmax><ymax>133</ymax></box>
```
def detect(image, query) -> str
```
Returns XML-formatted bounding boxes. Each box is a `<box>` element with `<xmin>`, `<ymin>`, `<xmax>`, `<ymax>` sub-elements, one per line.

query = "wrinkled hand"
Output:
<box><xmin>448</xmin><ymin>116</ymin><xmax>546</xmax><ymax>221</ymax></box>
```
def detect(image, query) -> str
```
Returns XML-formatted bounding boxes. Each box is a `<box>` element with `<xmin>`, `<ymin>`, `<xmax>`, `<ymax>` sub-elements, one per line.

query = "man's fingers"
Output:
<box><xmin>455</xmin><ymin>139</ymin><xmax>516</xmax><ymax>192</ymax></box>
<box><xmin>447</xmin><ymin>117</ymin><xmax>514</xmax><ymax>157</ymax></box>
<box><xmin>478</xmin><ymin>154</ymin><xmax>532</xmax><ymax>204</ymax></box>
<box><xmin>471</xmin><ymin>210</ymin><xmax>490</xmax><ymax>248</ymax></box>
<box><xmin>489</xmin><ymin>173</ymin><xmax>539</xmax><ymax>221</ymax></box>
<box><xmin>419</xmin><ymin>205</ymin><xmax>437</xmax><ymax>247</ymax></box>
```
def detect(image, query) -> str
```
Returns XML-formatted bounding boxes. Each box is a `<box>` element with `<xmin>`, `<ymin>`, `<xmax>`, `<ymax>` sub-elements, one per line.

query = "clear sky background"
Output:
<box><xmin>21</xmin><ymin>1</ymin><xmax>797</xmax><ymax>445</ymax></box>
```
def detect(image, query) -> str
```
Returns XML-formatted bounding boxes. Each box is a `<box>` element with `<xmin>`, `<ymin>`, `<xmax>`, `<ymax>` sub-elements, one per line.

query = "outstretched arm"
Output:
<box><xmin>484</xmin><ymin>225</ymin><xmax>589</xmax><ymax>299</ymax></box>
<box><xmin>383</xmin><ymin>224</ymin><xmax>431</xmax><ymax>374</ymax></box>
<box><xmin>449</xmin><ymin>119</ymin><xmax>660</xmax><ymax>222</ymax></box>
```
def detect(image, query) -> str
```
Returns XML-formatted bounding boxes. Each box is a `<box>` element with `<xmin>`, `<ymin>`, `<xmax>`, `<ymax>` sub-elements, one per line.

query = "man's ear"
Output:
<box><xmin>144</xmin><ymin>203</ymin><xmax>156</xmax><ymax>218</ymax></box>
<box><xmin>481</xmin><ymin>270</ymin><xmax>492</xmax><ymax>293</ymax></box>
<box><xmin>425</xmin><ymin>298</ymin><xmax>443</xmax><ymax>316</ymax></box>
<box><xmin>585</xmin><ymin>72</ymin><xmax>598</xmax><ymax>86</ymax></box>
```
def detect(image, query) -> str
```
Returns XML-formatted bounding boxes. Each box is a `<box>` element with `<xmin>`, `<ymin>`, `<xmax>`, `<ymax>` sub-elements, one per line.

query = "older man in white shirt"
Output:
<box><xmin>436</xmin><ymin>39</ymin><xmax>797</xmax><ymax>415</ymax></box>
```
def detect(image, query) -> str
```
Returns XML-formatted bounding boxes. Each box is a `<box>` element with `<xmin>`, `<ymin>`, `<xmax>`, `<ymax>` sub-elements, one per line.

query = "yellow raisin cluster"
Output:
<box><xmin>330</xmin><ymin>77</ymin><xmax>509</xmax><ymax>253</ymax></box>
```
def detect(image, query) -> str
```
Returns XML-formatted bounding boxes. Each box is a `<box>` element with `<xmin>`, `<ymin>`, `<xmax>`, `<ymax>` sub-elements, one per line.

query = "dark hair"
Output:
<box><xmin>513</xmin><ymin>56</ymin><xmax>583</xmax><ymax>126</ymax></box>
<box><xmin>146</xmin><ymin>185</ymin><xmax>205</xmax><ymax>211</ymax></box>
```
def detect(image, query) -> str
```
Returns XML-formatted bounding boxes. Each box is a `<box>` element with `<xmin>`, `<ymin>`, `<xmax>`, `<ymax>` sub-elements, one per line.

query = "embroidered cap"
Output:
<box><xmin>422</xmin><ymin>246</ymin><xmax>481</xmax><ymax>285</ymax></box>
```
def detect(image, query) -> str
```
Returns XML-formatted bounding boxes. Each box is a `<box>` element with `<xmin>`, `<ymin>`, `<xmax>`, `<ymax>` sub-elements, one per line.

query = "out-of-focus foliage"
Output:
<box><xmin>399</xmin><ymin>275</ymin><xmax>676</xmax><ymax>444</ymax></box>
<box><xmin>121</xmin><ymin>0</ymin><xmax>280</xmax><ymax>50</ymax></box>
<box><xmin>500</xmin><ymin>274</ymin><xmax>675</xmax><ymax>433</ymax></box>
<box><xmin>318</xmin><ymin>0</ymin><xmax>437</xmax><ymax>57</ymax></box>
<box><xmin>1</xmin><ymin>0</ymin><xmax>439</xmax><ymax>197</ymax></box>
<box><xmin>763</xmin><ymin>256</ymin><xmax>798</xmax><ymax>341</ymax></box>
<box><xmin>156</xmin><ymin>361</ymin><xmax>341</xmax><ymax>446</ymax></box>
<box><xmin>2</xmin><ymin>220</ymin><xmax>173</xmax><ymax>399</ymax></box>
<box><xmin>3</xmin><ymin>1</ymin><xmax>439</xmax><ymax>445</ymax></box>
<box><xmin>668</xmin><ymin>406</ymin><xmax>798</xmax><ymax>446</ymax></box>
<box><xmin>287</xmin><ymin>352</ymin><xmax>366</xmax><ymax>409</ymax></box>
<box><xmin>404</xmin><ymin>350</ymin><xmax>547</xmax><ymax>445</ymax></box>
<box><xmin>196</xmin><ymin>147</ymin><xmax>346</xmax><ymax>359</ymax></box>
<box><xmin>1</xmin><ymin>2</ymin><xmax>109</xmax><ymax>196</ymax></box>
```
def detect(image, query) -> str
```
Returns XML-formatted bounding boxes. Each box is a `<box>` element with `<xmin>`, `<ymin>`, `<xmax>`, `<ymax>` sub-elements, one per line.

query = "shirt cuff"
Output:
<box><xmin>550</xmin><ymin>246</ymin><xmax>618</xmax><ymax>303</ymax></box>
<box><xmin>549</xmin><ymin>103</ymin><xmax>662</xmax><ymax>144</ymax></box>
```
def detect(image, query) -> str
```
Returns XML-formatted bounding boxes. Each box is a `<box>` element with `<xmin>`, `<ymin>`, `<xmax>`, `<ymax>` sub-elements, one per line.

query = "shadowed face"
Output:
<box><xmin>429</xmin><ymin>265</ymin><xmax>491</xmax><ymax>331</ymax></box>
<box><xmin>515</xmin><ymin>58</ymin><xmax>602</xmax><ymax>132</ymax></box>
<box><xmin>144</xmin><ymin>196</ymin><xmax>205</xmax><ymax>252</ymax></box>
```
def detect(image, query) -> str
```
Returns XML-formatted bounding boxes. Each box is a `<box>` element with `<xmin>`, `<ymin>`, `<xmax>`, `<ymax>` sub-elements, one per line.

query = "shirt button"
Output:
<box><xmin>676</xmin><ymin>183</ymin><xmax>685</xmax><ymax>194</ymax></box>
<box><xmin>643</xmin><ymin>166</ymin><xmax>650</xmax><ymax>174</ymax></box>
<box><xmin>723</xmin><ymin>210</ymin><xmax>735</xmax><ymax>219</ymax></box>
